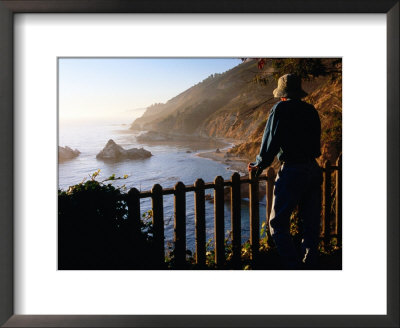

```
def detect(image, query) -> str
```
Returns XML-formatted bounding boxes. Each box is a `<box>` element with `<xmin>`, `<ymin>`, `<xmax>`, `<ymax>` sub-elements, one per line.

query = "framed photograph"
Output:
<box><xmin>0</xmin><ymin>1</ymin><xmax>398</xmax><ymax>327</ymax></box>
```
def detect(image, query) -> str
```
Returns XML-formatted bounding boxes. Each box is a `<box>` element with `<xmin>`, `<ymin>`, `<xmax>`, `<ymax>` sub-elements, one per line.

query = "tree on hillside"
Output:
<box><xmin>246</xmin><ymin>58</ymin><xmax>341</xmax><ymax>85</ymax></box>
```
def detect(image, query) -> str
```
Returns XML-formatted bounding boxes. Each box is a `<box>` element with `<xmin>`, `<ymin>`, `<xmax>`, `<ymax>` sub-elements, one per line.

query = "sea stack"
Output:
<box><xmin>59</xmin><ymin>146</ymin><xmax>80</xmax><ymax>162</ymax></box>
<box><xmin>96</xmin><ymin>139</ymin><xmax>152</xmax><ymax>161</ymax></box>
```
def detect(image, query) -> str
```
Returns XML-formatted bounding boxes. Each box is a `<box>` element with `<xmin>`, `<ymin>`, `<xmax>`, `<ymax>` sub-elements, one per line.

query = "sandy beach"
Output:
<box><xmin>195</xmin><ymin>145</ymin><xmax>249</xmax><ymax>176</ymax></box>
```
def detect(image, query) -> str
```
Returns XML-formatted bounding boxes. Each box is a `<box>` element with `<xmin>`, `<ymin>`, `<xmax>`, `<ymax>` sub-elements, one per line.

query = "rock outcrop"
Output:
<box><xmin>59</xmin><ymin>146</ymin><xmax>80</xmax><ymax>162</ymax></box>
<box><xmin>96</xmin><ymin>139</ymin><xmax>152</xmax><ymax>161</ymax></box>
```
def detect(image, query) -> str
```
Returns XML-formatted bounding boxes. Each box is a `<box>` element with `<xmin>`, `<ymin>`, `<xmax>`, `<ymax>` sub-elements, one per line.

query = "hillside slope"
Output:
<box><xmin>131</xmin><ymin>60</ymin><xmax>268</xmax><ymax>134</ymax></box>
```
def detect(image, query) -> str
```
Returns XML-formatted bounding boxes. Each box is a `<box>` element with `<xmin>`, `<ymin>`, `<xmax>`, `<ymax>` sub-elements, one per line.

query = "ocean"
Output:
<box><xmin>59</xmin><ymin>121</ymin><xmax>267</xmax><ymax>251</ymax></box>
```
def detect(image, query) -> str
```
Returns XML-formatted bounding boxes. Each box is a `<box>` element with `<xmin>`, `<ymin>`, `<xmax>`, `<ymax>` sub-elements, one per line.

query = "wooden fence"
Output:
<box><xmin>127</xmin><ymin>154</ymin><xmax>342</xmax><ymax>268</ymax></box>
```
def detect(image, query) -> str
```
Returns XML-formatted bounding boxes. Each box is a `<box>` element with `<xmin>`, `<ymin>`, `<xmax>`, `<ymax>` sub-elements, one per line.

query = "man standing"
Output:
<box><xmin>248</xmin><ymin>74</ymin><xmax>322</xmax><ymax>269</ymax></box>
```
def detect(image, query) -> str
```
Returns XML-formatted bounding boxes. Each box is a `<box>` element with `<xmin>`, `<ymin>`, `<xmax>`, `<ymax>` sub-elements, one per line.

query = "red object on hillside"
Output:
<box><xmin>257</xmin><ymin>59</ymin><xmax>265</xmax><ymax>70</ymax></box>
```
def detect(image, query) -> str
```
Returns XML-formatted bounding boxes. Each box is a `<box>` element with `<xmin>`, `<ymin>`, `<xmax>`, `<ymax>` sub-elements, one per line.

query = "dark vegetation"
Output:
<box><xmin>58</xmin><ymin>171</ymin><xmax>162</xmax><ymax>269</ymax></box>
<box><xmin>253</xmin><ymin>58</ymin><xmax>341</xmax><ymax>82</ymax></box>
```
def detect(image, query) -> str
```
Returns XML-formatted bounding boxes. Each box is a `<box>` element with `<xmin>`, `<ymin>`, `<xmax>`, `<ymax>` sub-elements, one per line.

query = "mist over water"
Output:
<box><xmin>59</xmin><ymin>122</ymin><xmax>266</xmax><ymax>250</ymax></box>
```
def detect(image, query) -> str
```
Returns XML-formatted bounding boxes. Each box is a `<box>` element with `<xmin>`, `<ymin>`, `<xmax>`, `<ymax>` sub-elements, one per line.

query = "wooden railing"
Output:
<box><xmin>127</xmin><ymin>154</ymin><xmax>342</xmax><ymax>268</ymax></box>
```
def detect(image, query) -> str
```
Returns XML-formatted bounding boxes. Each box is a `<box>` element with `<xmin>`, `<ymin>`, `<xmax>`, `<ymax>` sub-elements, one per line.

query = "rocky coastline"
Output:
<box><xmin>96</xmin><ymin>139</ymin><xmax>152</xmax><ymax>161</ymax></box>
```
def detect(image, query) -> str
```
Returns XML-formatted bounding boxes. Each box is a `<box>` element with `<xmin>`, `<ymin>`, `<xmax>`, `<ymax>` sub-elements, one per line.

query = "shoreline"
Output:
<box><xmin>194</xmin><ymin>141</ymin><xmax>249</xmax><ymax>176</ymax></box>
<box><xmin>126</xmin><ymin>127</ymin><xmax>251</xmax><ymax>176</ymax></box>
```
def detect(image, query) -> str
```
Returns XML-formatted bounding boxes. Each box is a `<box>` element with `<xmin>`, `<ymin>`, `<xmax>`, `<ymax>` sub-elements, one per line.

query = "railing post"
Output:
<box><xmin>194</xmin><ymin>178</ymin><xmax>206</xmax><ymax>267</ymax></box>
<box><xmin>249</xmin><ymin>170</ymin><xmax>259</xmax><ymax>264</ymax></box>
<box><xmin>174</xmin><ymin>181</ymin><xmax>186</xmax><ymax>268</ymax></box>
<box><xmin>230</xmin><ymin>172</ymin><xmax>241</xmax><ymax>268</ymax></box>
<box><xmin>127</xmin><ymin>188</ymin><xmax>141</xmax><ymax>239</ymax></box>
<box><xmin>266</xmin><ymin>167</ymin><xmax>276</xmax><ymax>246</ymax></box>
<box><xmin>151</xmin><ymin>184</ymin><xmax>164</xmax><ymax>267</ymax></box>
<box><xmin>214</xmin><ymin>176</ymin><xmax>225</xmax><ymax>267</ymax></box>
<box><xmin>335</xmin><ymin>154</ymin><xmax>342</xmax><ymax>247</ymax></box>
<box><xmin>323</xmin><ymin>160</ymin><xmax>332</xmax><ymax>248</ymax></box>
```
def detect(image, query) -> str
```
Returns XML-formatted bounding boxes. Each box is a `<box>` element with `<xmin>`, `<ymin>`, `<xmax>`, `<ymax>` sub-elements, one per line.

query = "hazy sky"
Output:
<box><xmin>59</xmin><ymin>58</ymin><xmax>241</xmax><ymax>124</ymax></box>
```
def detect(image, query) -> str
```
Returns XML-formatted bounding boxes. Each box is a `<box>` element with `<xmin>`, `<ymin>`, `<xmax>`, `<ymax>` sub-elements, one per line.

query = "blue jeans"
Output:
<box><xmin>269</xmin><ymin>160</ymin><xmax>323</xmax><ymax>269</ymax></box>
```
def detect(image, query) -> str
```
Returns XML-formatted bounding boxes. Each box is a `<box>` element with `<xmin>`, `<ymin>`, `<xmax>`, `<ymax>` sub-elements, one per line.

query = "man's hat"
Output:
<box><xmin>272</xmin><ymin>74</ymin><xmax>308</xmax><ymax>99</ymax></box>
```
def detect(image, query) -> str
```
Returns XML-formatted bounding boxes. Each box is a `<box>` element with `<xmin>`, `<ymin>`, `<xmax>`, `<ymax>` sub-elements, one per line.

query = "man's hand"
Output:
<box><xmin>247</xmin><ymin>162</ymin><xmax>258</xmax><ymax>173</ymax></box>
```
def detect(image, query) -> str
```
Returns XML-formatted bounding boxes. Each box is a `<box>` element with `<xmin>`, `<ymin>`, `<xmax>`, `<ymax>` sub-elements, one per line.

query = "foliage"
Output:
<box><xmin>249</xmin><ymin>58</ymin><xmax>341</xmax><ymax>86</ymax></box>
<box><xmin>164</xmin><ymin>241</ymin><xmax>195</xmax><ymax>269</ymax></box>
<box><xmin>58</xmin><ymin>170</ymin><xmax>161</xmax><ymax>270</ymax></box>
<box><xmin>321</xmin><ymin>108</ymin><xmax>342</xmax><ymax>147</ymax></box>
<box><xmin>271</xmin><ymin>58</ymin><xmax>328</xmax><ymax>81</ymax></box>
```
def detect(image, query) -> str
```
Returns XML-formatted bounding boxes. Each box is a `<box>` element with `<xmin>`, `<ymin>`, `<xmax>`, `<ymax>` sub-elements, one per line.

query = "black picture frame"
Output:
<box><xmin>0</xmin><ymin>1</ymin><xmax>398</xmax><ymax>327</ymax></box>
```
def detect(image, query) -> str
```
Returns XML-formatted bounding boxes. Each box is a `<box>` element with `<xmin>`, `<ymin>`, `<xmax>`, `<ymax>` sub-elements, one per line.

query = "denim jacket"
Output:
<box><xmin>252</xmin><ymin>99</ymin><xmax>321</xmax><ymax>175</ymax></box>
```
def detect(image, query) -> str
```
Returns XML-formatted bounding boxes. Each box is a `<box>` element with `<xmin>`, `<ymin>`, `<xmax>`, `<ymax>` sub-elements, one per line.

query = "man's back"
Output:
<box><xmin>274</xmin><ymin>99</ymin><xmax>321</xmax><ymax>163</ymax></box>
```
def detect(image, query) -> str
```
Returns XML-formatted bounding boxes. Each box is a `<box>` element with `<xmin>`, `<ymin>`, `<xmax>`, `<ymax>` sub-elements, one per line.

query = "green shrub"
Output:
<box><xmin>58</xmin><ymin>171</ymin><xmax>161</xmax><ymax>270</ymax></box>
